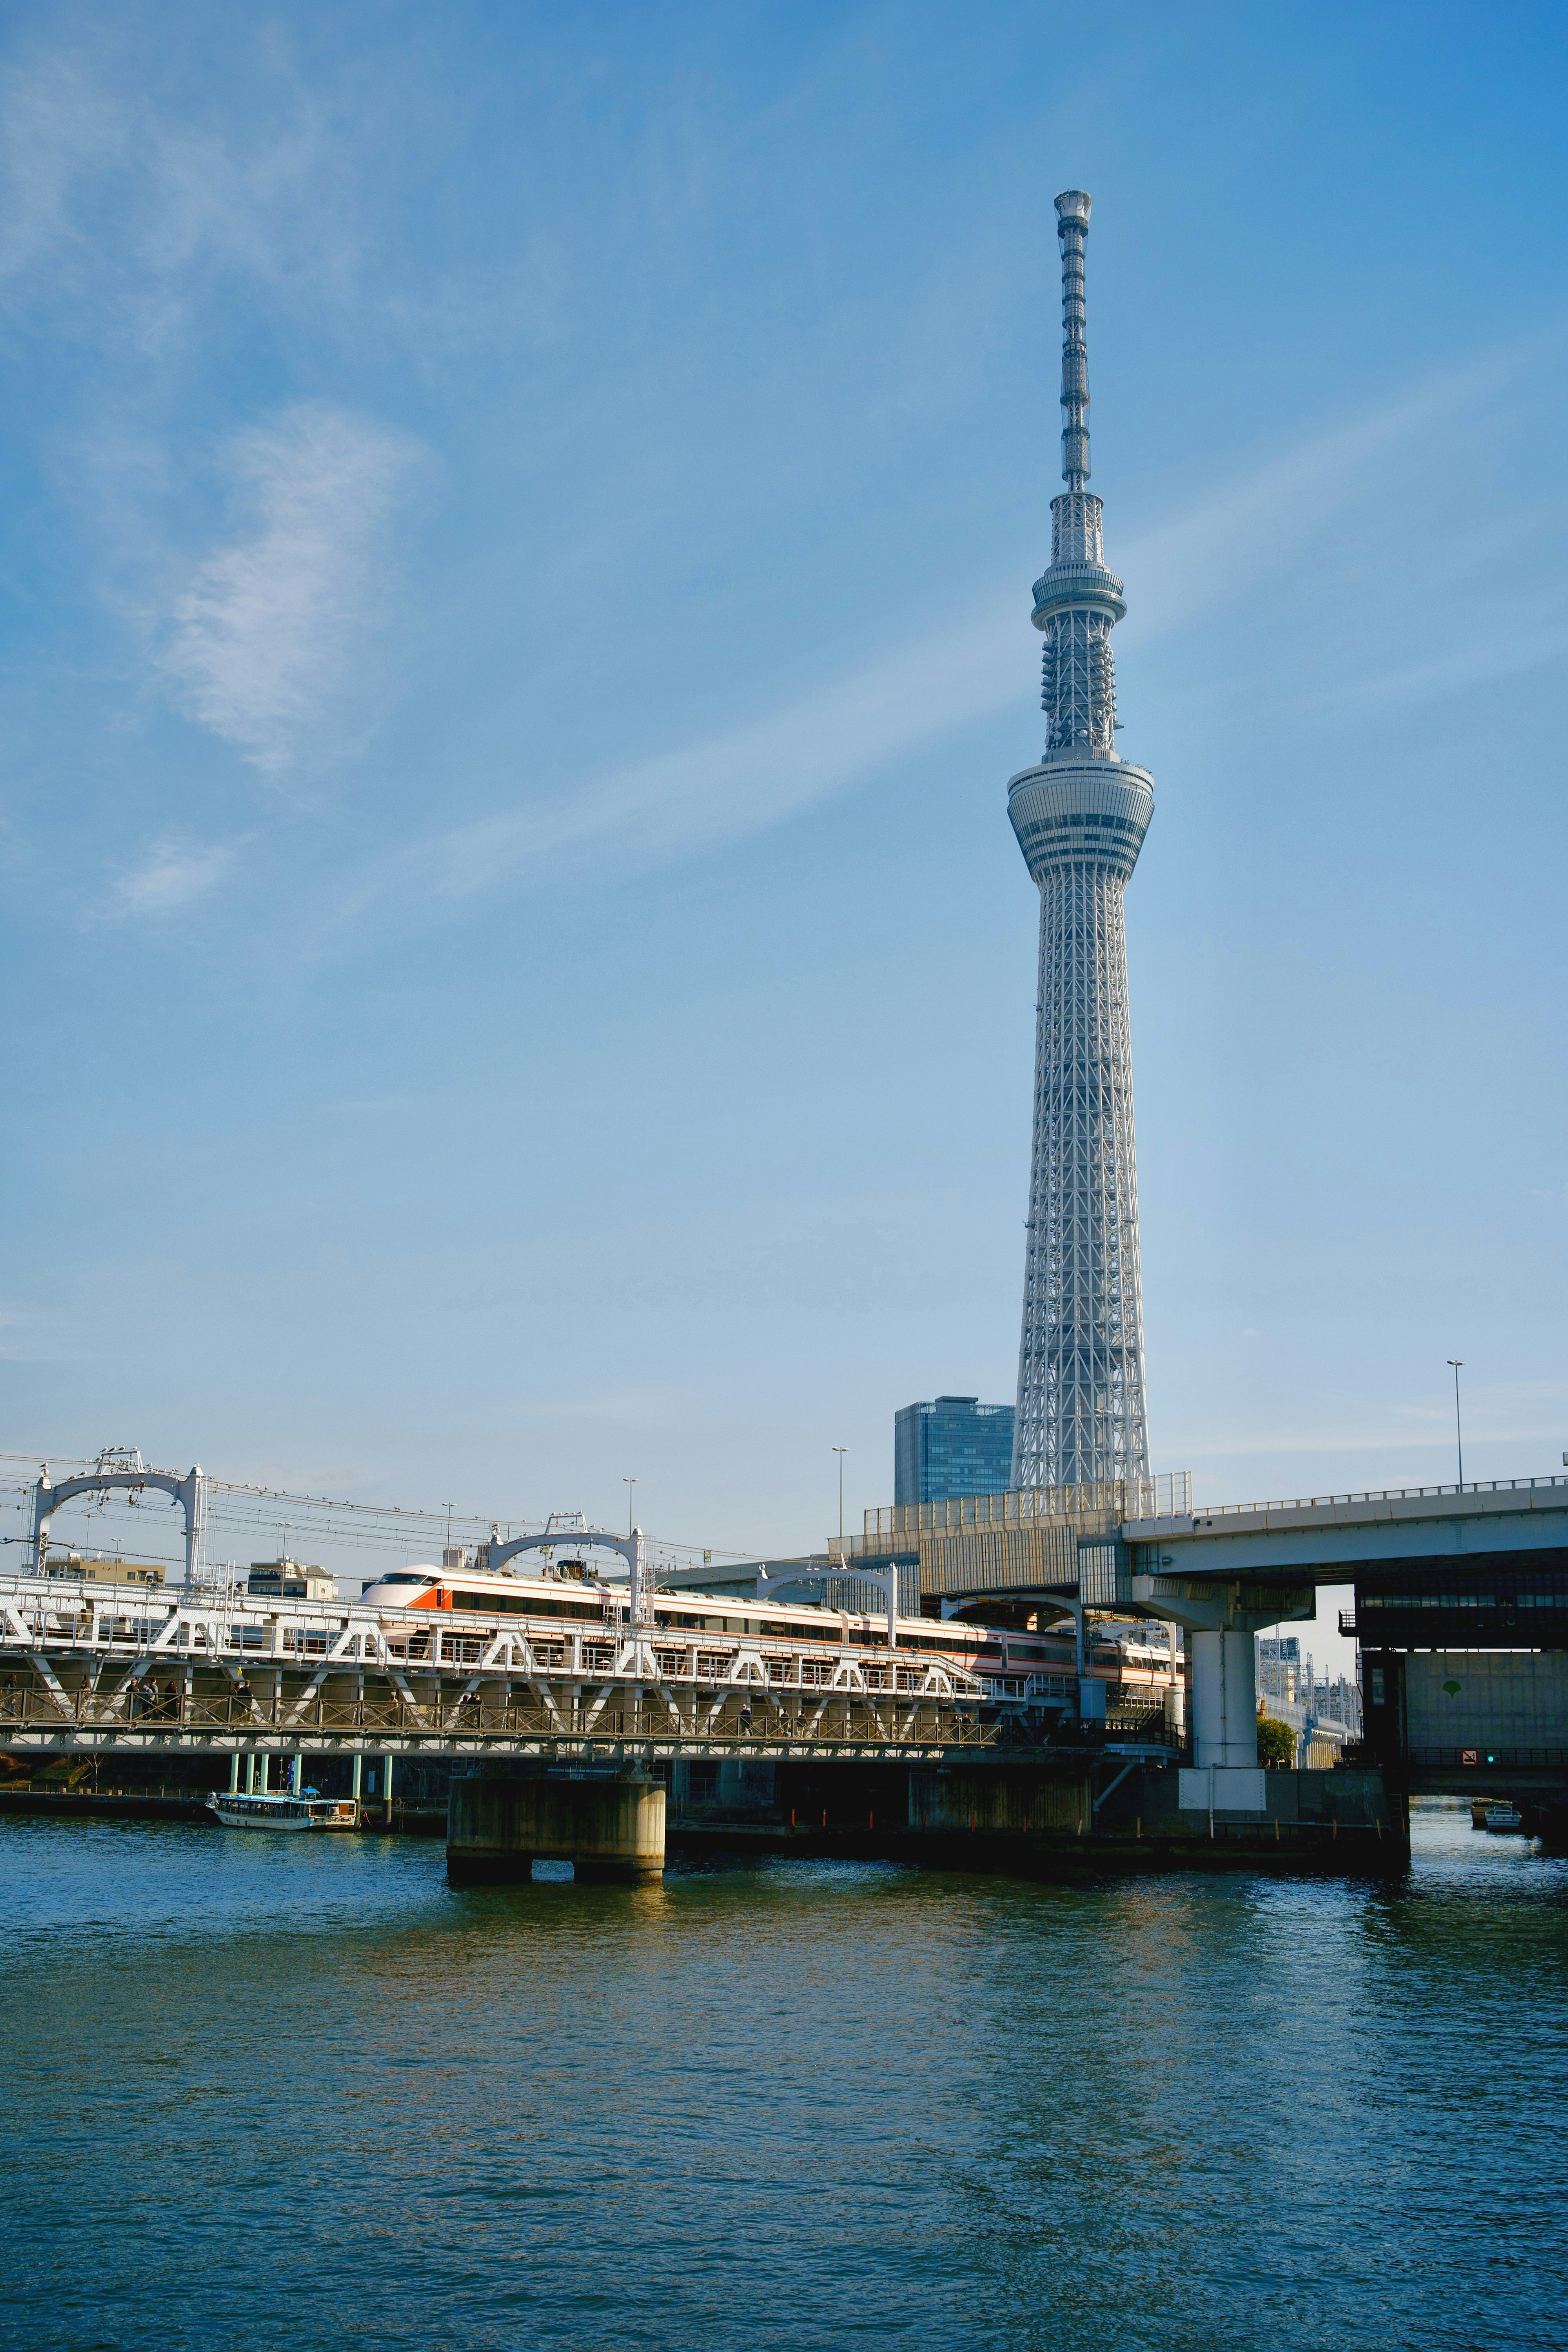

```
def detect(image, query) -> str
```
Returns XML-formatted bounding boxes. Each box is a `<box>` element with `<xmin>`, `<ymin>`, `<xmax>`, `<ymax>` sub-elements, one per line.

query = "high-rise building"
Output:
<box><xmin>1009</xmin><ymin>191</ymin><xmax>1153</xmax><ymax>1495</ymax></box>
<box><xmin>894</xmin><ymin>1397</ymin><xmax>1016</xmax><ymax>1506</ymax></box>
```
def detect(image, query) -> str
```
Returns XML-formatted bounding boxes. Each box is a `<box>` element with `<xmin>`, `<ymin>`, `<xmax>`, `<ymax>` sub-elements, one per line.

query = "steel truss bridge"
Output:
<box><xmin>0</xmin><ymin>1572</ymin><xmax>1003</xmax><ymax>1769</ymax></box>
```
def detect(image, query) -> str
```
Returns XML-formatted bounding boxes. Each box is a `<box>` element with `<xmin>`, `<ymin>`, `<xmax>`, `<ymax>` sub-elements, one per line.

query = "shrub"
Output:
<box><xmin>1256</xmin><ymin>1714</ymin><xmax>1298</xmax><ymax>1770</ymax></box>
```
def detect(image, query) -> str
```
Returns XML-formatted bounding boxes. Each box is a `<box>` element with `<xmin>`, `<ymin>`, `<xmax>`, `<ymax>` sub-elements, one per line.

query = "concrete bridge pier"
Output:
<box><xmin>447</xmin><ymin>1764</ymin><xmax>666</xmax><ymax>1885</ymax></box>
<box><xmin>1132</xmin><ymin>1571</ymin><xmax>1315</xmax><ymax>1812</ymax></box>
<box><xmin>1191</xmin><ymin>1628</ymin><xmax>1259</xmax><ymax>1769</ymax></box>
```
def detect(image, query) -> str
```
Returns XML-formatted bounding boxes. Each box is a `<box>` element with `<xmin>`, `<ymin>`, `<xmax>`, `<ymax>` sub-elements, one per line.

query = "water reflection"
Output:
<box><xmin>1</xmin><ymin>1802</ymin><xmax>1563</xmax><ymax>2351</ymax></box>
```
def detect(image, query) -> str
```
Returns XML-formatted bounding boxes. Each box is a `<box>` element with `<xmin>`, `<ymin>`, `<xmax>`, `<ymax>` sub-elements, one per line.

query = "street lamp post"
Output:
<box><xmin>1447</xmin><ymin>1360</ymin><xmax>1465</xmax><ymax>1489</ymax></box>
<box><xmin>832</xmin><ymin>1446</ymin><xmax>846</xmax><ymax>1554</ymax></box>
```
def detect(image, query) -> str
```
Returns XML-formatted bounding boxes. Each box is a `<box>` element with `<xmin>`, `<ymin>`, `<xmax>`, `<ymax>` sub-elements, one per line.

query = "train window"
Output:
<box><xmin>447</xmin><ymin>1591</ymin><xmax>607</xmax><ymax>1623</ymax></box>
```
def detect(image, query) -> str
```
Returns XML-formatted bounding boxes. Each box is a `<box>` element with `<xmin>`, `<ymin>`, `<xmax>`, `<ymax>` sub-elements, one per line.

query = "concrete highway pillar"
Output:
<box><xmin>229</xmin><ymin>1753</ymin><xmax>240</xmax><ymax>1794</ymax></box>
<box><xmin>1165</xmin><ymin>1623</ymin><xmax>1186</xmax><ymax>1744</ymax></box>
<box><xmin>351</xmin><ymin>1753</ymin><xmax>363</xmax><ymax>1804</ymax></box>
<box><xmin>1191</xmin><ymin>1629</ymin><xmax>1258</xmax><ymax>1769</ymax></box>
<box><xmin>383</xmin><ymin>1752</ymin><xmax>395</xmax><ymax>1827</ymax></box>
<box><xmin>447</xmin><ymin>1767</ymin><xmax>666</xmax><ymax>1885</ymax></box>
<box><xmin>257</xmin><ymin>1753</ymin><xmax>272</xmax><ymax>1794</ymax></box>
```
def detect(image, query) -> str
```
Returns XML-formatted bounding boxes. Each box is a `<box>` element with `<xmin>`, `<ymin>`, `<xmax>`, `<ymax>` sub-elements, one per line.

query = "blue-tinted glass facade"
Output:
<box><xmin>893</xmin><ymin>1396</ymin><xmax>1016</xmax><ymax>1506</ymax></box>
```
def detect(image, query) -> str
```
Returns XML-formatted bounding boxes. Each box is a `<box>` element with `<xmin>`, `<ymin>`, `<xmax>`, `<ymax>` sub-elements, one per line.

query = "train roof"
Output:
<box><xmin>358</xmin><ymin>1563</ymin><xmax>992</xmax><ymax>1637</ymax></box>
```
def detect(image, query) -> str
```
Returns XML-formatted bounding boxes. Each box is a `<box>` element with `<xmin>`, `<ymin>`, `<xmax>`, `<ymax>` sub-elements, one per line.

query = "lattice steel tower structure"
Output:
<box><xmin>1009</xmin><ymin>190</ymin><xmax>1153</xmax><ymax>1494</ymax></box>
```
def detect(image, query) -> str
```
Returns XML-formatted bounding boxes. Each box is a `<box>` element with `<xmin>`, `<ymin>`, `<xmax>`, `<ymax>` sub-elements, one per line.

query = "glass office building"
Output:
<box><xmin>893</xmin><ymin>1397</ymin><xmax>1016</xmax><ymax>1507</ymax></box>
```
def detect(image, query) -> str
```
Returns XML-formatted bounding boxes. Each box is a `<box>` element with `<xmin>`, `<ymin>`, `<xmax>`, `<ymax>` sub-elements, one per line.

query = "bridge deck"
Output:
<box><xmin>1126</xmin><ymin>1475</ymin><xmax>1568</xmax><ymax>1586</ymax></box>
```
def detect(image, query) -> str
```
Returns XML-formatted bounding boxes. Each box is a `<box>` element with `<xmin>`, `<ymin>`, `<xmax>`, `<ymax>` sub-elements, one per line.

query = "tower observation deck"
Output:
<box><xmin>1009</xmin><ymin>191</ymin><xmax>1153</xmax><ymax>1494</ymax></box>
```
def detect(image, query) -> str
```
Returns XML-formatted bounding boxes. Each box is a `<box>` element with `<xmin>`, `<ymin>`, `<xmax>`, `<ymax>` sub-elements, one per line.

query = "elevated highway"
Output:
<box><xmin>1125</xmin><ymin>1473</ymin><xmax>1568</xmax><ymax>1589</ymax></box>
<box><xmin>833</xmin><ymin>1473</ymin><xmax>1568</xmax><ymax>1814</ymax></box>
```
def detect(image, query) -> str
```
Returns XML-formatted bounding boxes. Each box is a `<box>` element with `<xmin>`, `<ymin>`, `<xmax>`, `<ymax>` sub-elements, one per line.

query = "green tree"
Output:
<box><xmin>1256</xmin><ymin>1713</ymin><xmax>1297</xmax><ymax>1770</ymax></box>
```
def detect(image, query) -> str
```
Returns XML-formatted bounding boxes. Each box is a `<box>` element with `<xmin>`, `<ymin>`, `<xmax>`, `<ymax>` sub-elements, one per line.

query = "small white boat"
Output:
<box><xmin>207</xmin><ymin>1793</ymin><xmax>358</xmax><ymax>1832</ymax></box>
<box><xmin>1482</xmin><ymin>1802</ymin><xmax>1523</xmax><ymax>1833</ymax></box>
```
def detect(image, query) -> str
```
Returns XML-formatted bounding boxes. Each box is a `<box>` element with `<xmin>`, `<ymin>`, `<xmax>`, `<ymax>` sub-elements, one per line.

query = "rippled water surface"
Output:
<box><xmin>3</xmin><ymin>1802</ymin><xmax>1565</xmax><ymax>2350</ymax></box>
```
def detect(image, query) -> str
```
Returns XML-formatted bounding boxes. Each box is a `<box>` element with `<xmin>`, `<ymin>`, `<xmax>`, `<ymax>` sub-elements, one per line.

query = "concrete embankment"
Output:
<box><xmin>0</xmin><ymin>1788</ymin><xmax>215</xmax><ymax>1822</ymax></box>
<box><xmin>666</xmin><ymin>1758</ymin><xmax>1406</xmax><ymax>1875</ymax></box>
<box><xmin>0</xmin><ymin>1784</ymin><xmax>445</xmax><ymax>1833</ymax></box>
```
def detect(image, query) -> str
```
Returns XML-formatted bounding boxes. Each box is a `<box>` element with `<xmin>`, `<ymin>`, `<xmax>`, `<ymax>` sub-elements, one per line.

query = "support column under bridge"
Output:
<box><xmin>447</xmin><ymin>1765</ymin><xmax>666</xmax><ymax>1884</ymax></box>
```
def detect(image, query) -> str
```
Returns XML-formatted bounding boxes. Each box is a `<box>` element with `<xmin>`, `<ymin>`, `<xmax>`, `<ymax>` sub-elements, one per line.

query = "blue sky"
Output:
<box><xmin>2</xmin><ymin>2</ymin><xmax>1565</xmax><ymax>1657</ymax></box>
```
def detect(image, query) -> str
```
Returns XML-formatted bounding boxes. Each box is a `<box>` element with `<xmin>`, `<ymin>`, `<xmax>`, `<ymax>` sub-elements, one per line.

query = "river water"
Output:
<box><xmin>2</xmin><ymin>1802</ymin><xmax>1564</xmax><ymax>2351</ymax></box>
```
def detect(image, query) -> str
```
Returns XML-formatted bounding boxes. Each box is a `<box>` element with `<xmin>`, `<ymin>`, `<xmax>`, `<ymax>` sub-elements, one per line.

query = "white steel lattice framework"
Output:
<box><xmin>1009</xmin><ymin>191</ymin><xmax>1154</xmax><ymax>1493</ymax></box>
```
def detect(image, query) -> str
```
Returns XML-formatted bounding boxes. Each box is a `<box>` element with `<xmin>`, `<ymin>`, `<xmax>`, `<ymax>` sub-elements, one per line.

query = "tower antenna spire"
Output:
<box><xmin>1056</xmin><ymin>189</ymin><xmax>1092</xmax><ymax>490</ymax></box>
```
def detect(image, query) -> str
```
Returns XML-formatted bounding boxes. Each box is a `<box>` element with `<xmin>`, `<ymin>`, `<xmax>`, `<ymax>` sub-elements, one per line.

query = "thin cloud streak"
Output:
<box><xmin>1115</xmin><ymin>351</ymin><xmax>1514</xmax><ymax>643</ymax></box>
<box><xmin>1298</xmin><ymin>619</ymin><xmax>1568</xmax><ymax>716</ymax></box>
<box><xmin>344</xmin><ymin>348</ymin><xmax>1517</xmax><ymax>925</ymax></box>
<box><xmin>108</xmin><ymin>835</ymin><xmax>240</xmax><ymax>918</ymax></box>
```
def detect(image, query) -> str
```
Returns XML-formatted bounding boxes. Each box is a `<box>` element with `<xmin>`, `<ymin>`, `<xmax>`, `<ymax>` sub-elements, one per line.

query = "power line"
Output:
<box><xmin>0</xmin><ymin>1463</ymin><xmax>763</xmax><ymax>1570</ymax></box>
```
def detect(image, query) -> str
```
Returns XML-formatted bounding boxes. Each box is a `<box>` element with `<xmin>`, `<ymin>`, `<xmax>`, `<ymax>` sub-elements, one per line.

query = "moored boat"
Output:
<box><xmin>207</xmin><ymin>1793</ymin><xmax>357</xmax><ymax>1831</ymax></box>
<box><xmin>1481</xmin><ymin>1801</ymin><xmax>1523</xmax><ymax>1833</ymax></box>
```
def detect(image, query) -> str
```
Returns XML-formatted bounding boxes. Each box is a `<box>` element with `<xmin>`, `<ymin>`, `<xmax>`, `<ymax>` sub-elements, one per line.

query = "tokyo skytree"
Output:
<box><xmin>1009</xmin><ymin>190</ymin><xmax>1153</xmax><ymax>1494</ymax></box>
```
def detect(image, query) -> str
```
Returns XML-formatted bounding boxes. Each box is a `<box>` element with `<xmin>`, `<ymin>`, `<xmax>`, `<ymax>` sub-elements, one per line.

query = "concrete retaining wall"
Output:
<box><xmin>1405</xmin><ymin>1652</ymin><xmax>1568</xmax><ymax>1749</ymax></box>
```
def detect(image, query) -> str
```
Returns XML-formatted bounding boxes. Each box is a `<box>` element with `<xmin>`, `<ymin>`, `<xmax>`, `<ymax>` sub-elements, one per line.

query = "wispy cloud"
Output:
<box><xmin>1299</xmin><ymin>618</ymin><xmax>1568</xmax><ymax>716</ymax></box>
<box><xmin>109</xmin><ymin>836</ymin><xmax>239</xmax><ymax>919</ymax></box>
<box><xmin>0</xmin><ymin>51</ymin><xmax>125</xmax><ymax>287</ymax></box>
<box><xmin>1116</xmin><ymin>356</ymin><xmax>1508</xmax><ymax>644</ymax></box>
<box><xmin>343</xmin><ymin>351</ymin><xmax>1513</xmax><ymax>923</ymax></box>
<box><xmin>383</xmin><ymin>593</ymin><xmax>1021</xmax><ymax>905</ymax></box>
<box><xmin>0</xmin><ymin>45</ymin><xmax>360</xmax><ymax>341</ymax></box>
<box><xmin>157</xmin><ymin>403</ymin><xmax>419</xmax><ymax>775</ymax></box>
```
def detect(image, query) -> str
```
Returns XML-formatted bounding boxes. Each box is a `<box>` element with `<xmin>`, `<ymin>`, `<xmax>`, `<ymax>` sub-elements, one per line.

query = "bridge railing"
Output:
<box><xmin>1184</xmin><ymin>1473</ymin><xmax>1568</xmax><ymax>1522</ymax></box>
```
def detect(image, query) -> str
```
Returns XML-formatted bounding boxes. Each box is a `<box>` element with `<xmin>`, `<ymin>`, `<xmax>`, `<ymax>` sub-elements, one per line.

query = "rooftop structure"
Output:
<box><xmin>247</xmin><ymin>1557</ymin><xmax>337</xmax><ymax>1602</ymax></box>
<box><xmin>1009</xmin><ymin>190</ymin><xmax>1153</xmax><ymax>1494</ymax></box>
<box><xmin>894</xmin><ymin>1396</ymin><xmax>1016</xmax><ymax>1505</ymax></box>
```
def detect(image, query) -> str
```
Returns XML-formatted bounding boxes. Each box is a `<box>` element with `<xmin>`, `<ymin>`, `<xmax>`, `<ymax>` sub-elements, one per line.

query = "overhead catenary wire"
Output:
<box><xmin>0</xmin><ymin>1460</ymin><xmax>764</xmax><ymax>1575</ymax></box>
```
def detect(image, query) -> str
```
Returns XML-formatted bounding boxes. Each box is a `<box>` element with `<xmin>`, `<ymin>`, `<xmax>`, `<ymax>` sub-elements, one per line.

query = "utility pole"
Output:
<box><xmin>832</xmin><ymin>1447</ymin><xmax>846</xmax><ymax>1553</ymax></box>
<box><xmin>1447</xmin><ymin>1361</ymin><xmax>1465</xmax><ymax>1489</ymax></box>
<box><xmin>623</xmin><ymin>1477</ymin><xmax>636</xmax><ymax>1537</ymax></box>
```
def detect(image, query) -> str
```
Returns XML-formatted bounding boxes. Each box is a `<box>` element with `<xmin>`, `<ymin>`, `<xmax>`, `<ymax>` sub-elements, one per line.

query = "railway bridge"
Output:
<box><xmin>0</xmin><ymin>1558</ymin><xmax>1011</xmax><ymax>1880</ymax></box>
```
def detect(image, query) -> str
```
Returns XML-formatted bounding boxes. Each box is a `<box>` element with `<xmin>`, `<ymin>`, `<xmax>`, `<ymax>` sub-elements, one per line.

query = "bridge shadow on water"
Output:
<box><xmin>0</xmin><ymin>1800</ymin><xmax>1563</xmax><ymax>2352</ymax></box>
